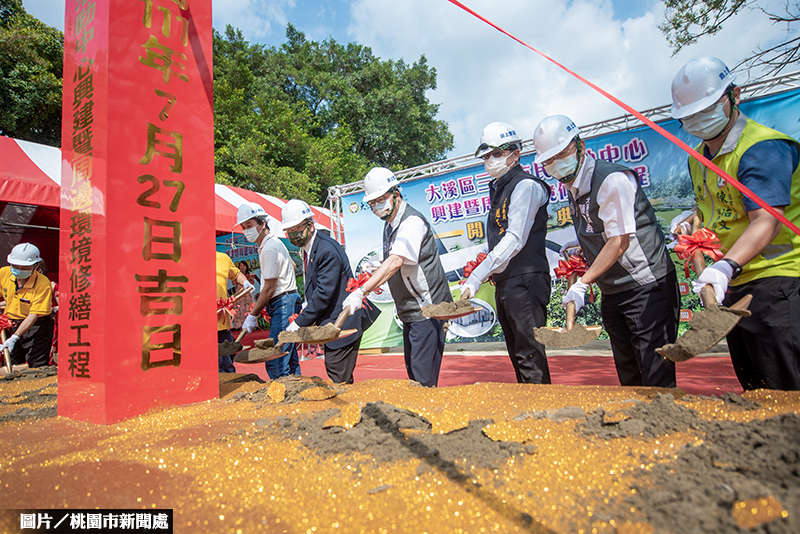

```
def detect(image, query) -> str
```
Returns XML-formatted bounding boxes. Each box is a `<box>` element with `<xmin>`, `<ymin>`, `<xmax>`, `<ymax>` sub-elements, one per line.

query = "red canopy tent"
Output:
<box><xmin>0</xmin><ymin>136</ymin><xmax>337</xmax><ymax>275</ymax></box>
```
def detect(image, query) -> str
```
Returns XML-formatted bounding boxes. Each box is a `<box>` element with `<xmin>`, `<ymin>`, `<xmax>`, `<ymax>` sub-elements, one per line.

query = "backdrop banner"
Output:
<box><xmin>339</xmin><ymin>88</ymin><xmax>800</xmax><ymax>349</ymax></box>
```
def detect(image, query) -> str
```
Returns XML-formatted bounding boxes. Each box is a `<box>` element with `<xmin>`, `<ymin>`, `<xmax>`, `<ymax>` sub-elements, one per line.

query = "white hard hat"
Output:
<box><xmin>235</xmin><ymin>202</ymin><xmax>268</xmax><ymax>227</ymax></box>
<box><xmin>475</xmin><ymin>122</ymin><xmax>522</xmax><ymax>157</ymax></box>
<box><xmin>281</xmin><ymin>199</ymin><xmax>314</xmax><ymax>230</ymax></box>
<box><xmin>533</xmin><ymin>115</ymin><xmax>581</xmax><ymax>164</ymax></box>
<box><xmin>363</xmin><ymin>167</ymin><xmax>399</xmax><ymax>202</ymax></box>
<box><xmin>671</xmin><ymin>57</ymin><xmax>735</xmax><ymax>119</ymax></box>
<box><xmin>7</xmin><ymin>243</ymin><xmax>41</xmax><ymax>266</ymax></box>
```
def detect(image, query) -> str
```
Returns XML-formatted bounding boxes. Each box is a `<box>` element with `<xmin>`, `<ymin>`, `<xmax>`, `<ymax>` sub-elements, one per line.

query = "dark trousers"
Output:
<box><xmin>7</xmin><ymin>315</ymin><xmax>54</xmax><ymax>368</ymax></box>
<box><xmin>724</xmin><ymin>276</ymin><xmax>800</xmax><ymax>391</ymax></box>
<box><xmin>324</xmin><ymin>335</ymin><xmax>363</xmax><ymax>384</ymax></box>
<box><xmin>495</xmin><ymin>272</ymin><xmax>551</xmax><ymax>384</ymax></box>
<box><xmin>402</xmin><ymin>317</ymin><xmax>445</xmax><ymax>387</ymax></box>
<box><xmin>217</xmin><ymin>329</ymin><xmax>236</xmax><ymax>373</ymax></box>
<box><xmin>601</xmin><ymin>269</ymin><xmax>679</xmax><ymax>388</ymax></box>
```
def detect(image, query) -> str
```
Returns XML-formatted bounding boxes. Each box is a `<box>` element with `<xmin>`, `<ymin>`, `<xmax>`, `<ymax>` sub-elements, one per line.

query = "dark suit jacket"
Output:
<box><xmin>295</xmin><ymin>231</ymin><xmax>379</xmax><ymax>350</ymax></box>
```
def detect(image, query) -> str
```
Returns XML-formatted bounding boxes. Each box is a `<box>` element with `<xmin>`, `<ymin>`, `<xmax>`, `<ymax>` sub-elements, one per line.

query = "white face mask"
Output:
<box><xmin>243</xmin><ymin>226</ymin><xmax>261</xmax><ymax>243</ymax></box>
<box><xmin>681</xmin><ymin>101</ymin><xmax>729</xmax><ymax>140</ymax></box>
<box><xmin>484</xmin><ymin>154</ymin><xmax>512</xmax><ymax>178</ymax></box>
<box><xmin>544</xmin><ymin>153</ymin><xmax>580</xmax><ymax>183</ymax></box>
<box><xmin>371</xmin><ymin>196</ymin><xmax>395</xmax><ymax>220</ymax></box>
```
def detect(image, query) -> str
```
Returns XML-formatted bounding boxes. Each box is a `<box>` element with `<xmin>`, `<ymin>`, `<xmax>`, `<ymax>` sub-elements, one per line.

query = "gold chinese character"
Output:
<box><xmin>74</xmin><ymin>2</ymin><xmax>95</xmax><ymax>36</ymax></box>
<box><xmin>466</xmin><ymin>221</ymin><xmax>484</xmax><ymax>240</ymax></box>
<box><xmin>71</xmin><ymin>154</ymin><xmax>93</xmax><ymax>186</ymax></box>
<box><xmin>556</xmin><ymin>206</ymin><xmax>573</xmax><ymax>227</ymax></box>
<box><xmin>142</xmin><ymin>218</ymin><xmax>182</xmax><ymax>261</ymax></box>
<box><xmin>139</xmin><ymin>34</ymin><xmax>188</xmax><ymax>83</ymax></box>
<box><xmin>141</xmin><ymin>323</ymin><xmax>181</xmax><ymax>370</ymax></box>
<box><xmin>72</xmin><ymin>181</ymin><xmax>94</xmax><ymax>211</ymax></box>
<box><xmin>135</xmin><ymin>269</ymin><xmax>187</xmax><ymax>316</ymax></box>
<box><xmin>155</xmin><ymin>89</ymin><xmax>177</xmax><ymax>121</ymax></box>
<box><xmin>140</xmin><ymin>0</ymin><xmax>189</xmax><ymax>46</ymax></box>
<box><xmin>139</xmin><ymin>123</ymin><xmax>183</xmax><ymax>173</ymax></box>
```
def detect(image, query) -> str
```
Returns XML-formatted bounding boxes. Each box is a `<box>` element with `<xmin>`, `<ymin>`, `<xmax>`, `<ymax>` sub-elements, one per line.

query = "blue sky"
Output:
<box><xmin>23</xmin><ymin>0</ymin><xmax>791</xmax><ymax>159</ymax></box>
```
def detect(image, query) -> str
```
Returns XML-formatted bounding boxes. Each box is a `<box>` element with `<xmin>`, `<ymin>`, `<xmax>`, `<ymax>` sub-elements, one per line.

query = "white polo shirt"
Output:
<box><xmin>258</xmin><ymin>232</ymin><xmax>297</xmax><ymax>295</ymax></box>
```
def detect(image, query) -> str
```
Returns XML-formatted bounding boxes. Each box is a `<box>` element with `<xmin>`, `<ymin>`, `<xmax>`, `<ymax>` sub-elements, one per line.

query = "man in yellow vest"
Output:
<box><xmin>670</xmin><ymin>57</ymin><xmax>800</xmax><ymax>391</ymax></box>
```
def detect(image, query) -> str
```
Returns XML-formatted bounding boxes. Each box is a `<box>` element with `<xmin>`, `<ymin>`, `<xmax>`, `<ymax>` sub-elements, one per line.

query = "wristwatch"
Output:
<box><xmin>721</xmin><ymin>258</ymin><xmax>742</xmax><ymax>279</ymax></box>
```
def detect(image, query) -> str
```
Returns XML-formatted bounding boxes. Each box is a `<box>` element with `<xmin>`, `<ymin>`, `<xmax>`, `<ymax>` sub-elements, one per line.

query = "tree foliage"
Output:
<box><xmin>213</xmin><ymin>24</ymin><xmax>454</xmax><ymax>205</ymax></box>
<box><xmin>660</xmin><ymin>0</ymin><xmax>800</xmax><ymax>78</ymax></box>
<box><xmin>0</xmin><ymin>0</ymin><xmax>63</xmax><ymax>145</ymax></box>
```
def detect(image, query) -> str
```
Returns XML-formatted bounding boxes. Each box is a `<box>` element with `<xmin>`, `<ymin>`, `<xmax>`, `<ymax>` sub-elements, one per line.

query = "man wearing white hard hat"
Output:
<box><xmin>236</xmin><ymin>201</ymin><xmax>301</xmax><ymax>379</ymax></box>
<box><xmin>342</xmin><ymin>167</ymin><xmax>452</xmax><ymax>387</ymax></box>
<box><xmin>670</xmin><ymin>57</ymin><xmax>800</xmax><ymax>390</ymax></box>
<box><xmin>1</xmin><ymin>243</ymin><xmax>54</xmax><ymax>368</ymax></box>
<box><xmin>461</xmin><ymin>122</ymin><xmax>552</xmax><ymax>384</ymax></box>
<box><xmin>281</xmin><ymin>199</ymin><xmax>378</xmax><ymax>384</ymax></box>
<box><xmin>533</xmin><ymin>115</ymin><xmax>679</xmax><ymax>388</ymax></box>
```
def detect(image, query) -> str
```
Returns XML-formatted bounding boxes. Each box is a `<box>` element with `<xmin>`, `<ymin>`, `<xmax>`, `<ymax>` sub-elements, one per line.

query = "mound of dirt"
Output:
<box><xmin>278</xmin><ymin>324</ymin><xmax>340</xmax><ymax>344</ymax></box>
<box><xmin>421</xmin><ymin>299</ymin><xmax>475</xmax><ymax>318</ymax></box>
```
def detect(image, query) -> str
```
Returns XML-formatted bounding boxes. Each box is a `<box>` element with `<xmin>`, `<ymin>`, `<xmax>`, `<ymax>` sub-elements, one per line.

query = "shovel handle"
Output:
<box><xmin>689</xmin><ymin>215</ymin><xmax>720</xmax><ymax>310</ymax></box>
<box><xmin>235</xmin><ymin>329</ymin><xmax>247</xmax><ymax>343</ymax></box>
<box><xmin>334</xmin><ymin>307</ymin><xmax>350</xmax><ymax>329</ymax></box>
<box><xmin>565</xmin><ymin>272</ymin><xmax>579</xmax><ymax>331</ymax></box>
<box><xmin>1</xmin><ymin>329</ymin><xmax>13</xmax><ymax>373</ymax></box>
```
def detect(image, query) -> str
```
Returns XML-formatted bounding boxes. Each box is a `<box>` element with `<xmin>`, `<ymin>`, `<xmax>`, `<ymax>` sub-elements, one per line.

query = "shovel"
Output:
<box><xmin>1</xmin><ymin>330</ymin><xmax>13</xmax><ymax>374</ymax></box>
<box><xmin>656</xmin><ymin>217</ymin><xmax>752</xmax><ymax>362</ymax></box>
<box><xmin>277</xmin><ymin>307</ymin><xmax>357</xmax><ymax>346</ymax></box>
<box><xmin>421</xmin><ymin>293</ymin><xmax>481</xmax><ymax>321</ymax></box>
<box><xmin>533</xmin><ymin>271</ymin><xmax>602</xmax><ymax>348</ymax></box>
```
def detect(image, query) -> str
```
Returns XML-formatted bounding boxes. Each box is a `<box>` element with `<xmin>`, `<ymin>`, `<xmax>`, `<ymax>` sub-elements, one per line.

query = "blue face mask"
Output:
<box><xmin>10</xmin><ymin>267</ymin><xmax>33</xmax><ymax>279</ymax></box>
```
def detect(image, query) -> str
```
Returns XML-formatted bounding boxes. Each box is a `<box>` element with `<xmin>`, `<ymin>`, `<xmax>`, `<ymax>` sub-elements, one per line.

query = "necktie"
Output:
<box><xmin>303</xmin><ymin>251</ymin><xmax>308</xmax><ymax>272</ymax></box>
<box><xmin>383</xmin><ymin>223</ymin><xmax>392</xmax><ymax>258</ymax></box>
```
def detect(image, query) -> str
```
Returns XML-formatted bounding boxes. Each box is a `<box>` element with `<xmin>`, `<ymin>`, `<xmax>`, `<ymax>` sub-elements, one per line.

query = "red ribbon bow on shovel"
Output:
<box><xmin>216</xmin><ymin>296</ymin><xmax>238</xmax><ymax>320</ymax></box>
<box><xmin>0</xmin><ymin>313</ymin><xmax>13</xmax><ymax>331</ymax></box>
<box><xmin>554</xmin><ymin>254</ymin><xmax>595</xmax><ymax>302</ymax></box>
<box><xmin>346</xmin><ymin>272</ymin><xmax>382</xmax><ymax>310</ymax></box>
<box><xmin>674</xmin><ymin>228</ymin><xmax>725</xmax><ymax>277</ymax></box>
<box><xmin>249</xmin><ymin>303</ymin><xmax>270</xmax><ymax>323</ymax></box>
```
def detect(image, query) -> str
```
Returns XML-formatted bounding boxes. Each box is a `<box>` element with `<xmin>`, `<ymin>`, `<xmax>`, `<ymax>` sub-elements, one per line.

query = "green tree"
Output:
<box><xmin>660</xmin><ymin>0</ymin><xmax>800</xmax><ymax>78</ymax></box>
<box><xmin>0</xmin><ymin>0</ymin><xmax>63</xmax><ymax>145</ymax></box>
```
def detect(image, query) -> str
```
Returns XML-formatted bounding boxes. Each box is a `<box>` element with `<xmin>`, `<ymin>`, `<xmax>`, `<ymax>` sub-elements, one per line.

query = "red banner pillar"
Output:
<box><xmin>58</xmin><ymin>0</ymin><xmax>218</xmax><ymax>424</ymax></box>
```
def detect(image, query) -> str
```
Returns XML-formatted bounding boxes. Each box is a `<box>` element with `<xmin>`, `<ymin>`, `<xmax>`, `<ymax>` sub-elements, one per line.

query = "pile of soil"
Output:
<box><xmin>218</xmin><ymin>339</ymin><xmax>243</xmax><ymax>358</ymax></box>
<box><xmin>278</xmin><ymin>323</ymin><xmax>340</xmax><ymax>344</ymax></box>
<box><xmin>579</xmin><ymin>393</ymin><xmax>700</xmax><ymax>439</ymax></box>
<box><xmin>0</xmin><ymin>366</ymin><xmax>57</xmax><ymax>422</ymax></box>
<box><xmin>225</xmin><ymin>375</ymin><xmax>341</xmax><ymax>405</ymax></box>
<box><xmin>234</xmin><ymin>338</ymin><xmax>287</xmax><ymax>363</ymax></box>
<box><xmin>421</xmin><ymin>299</ymin><xmax>475</xmax><ymax>318</ymax></box>
<box><xmin>532</xmin><ymin>324</ymin><xmax>601</xmax><ymax>349</ymax></box>
<box><xmin>658</xmin><ymin>307</ymin><xmax>747</xmax><ymax>362</ymax></box>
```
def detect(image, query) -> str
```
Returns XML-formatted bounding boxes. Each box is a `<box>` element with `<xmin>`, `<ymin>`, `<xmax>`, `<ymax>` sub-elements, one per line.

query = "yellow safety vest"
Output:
<box><xmin>688</xmin><ymin>117</ymin><xmax>800</xmax><ymax>285</ymax></box>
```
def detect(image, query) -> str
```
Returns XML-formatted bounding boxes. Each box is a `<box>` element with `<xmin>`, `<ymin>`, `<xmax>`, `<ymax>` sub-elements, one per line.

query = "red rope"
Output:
<box><xmin>445</xmin><ymin>0</ymin><xmax>800</xmax><ymax>238</ymax></box>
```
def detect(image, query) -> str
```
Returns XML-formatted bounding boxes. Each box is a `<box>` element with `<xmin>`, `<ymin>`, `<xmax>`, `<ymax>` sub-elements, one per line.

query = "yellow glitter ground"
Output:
<box><xmin>1</xmin><ymin>375</ymin><xmax>798</xmax><ymax>533</ymax></box>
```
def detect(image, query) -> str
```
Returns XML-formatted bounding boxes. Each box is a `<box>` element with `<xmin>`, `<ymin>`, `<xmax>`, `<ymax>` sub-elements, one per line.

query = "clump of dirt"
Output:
<box><xmin>532</xmin><ymin>324</ymin><xmax>601</xmax><ymax>349</ymax></box>
<box><xmin>226</xmin><ymin>375</ymin><xmax>339</xmax><ymax>405</ymax></box>
<box><xmin>421</xmin><ymin>299</ymin><xmax>474</xmax><ymax>318</ymax></box>
<box><xmin>234</xmin><ymin>343</ymin><xmax>286</xmax><ymax>364</ymax></box>
<box><xmin>626</xmin><ymin>413</ymin><xmax>800</xmax><ymax>533</ymax></box>
<box><xmin>514</xmin><ymin>406</ymin><xmax>588</xmax><ymax>422</ymax></box>
<box><xmin>579</xmin><ymin>393</ymin><xmax>699</xmax><ymax>439</ymax></box>
<box><xmin>261</xmin><ymin>401</ymin><xmax>531</xmax><ymax>478</ymax></box>
<box><xmin>2</xmin><ymin>366</ymin><xmax>57</xmax><ymax>381</ymax></box>
<box><xmin>657</xmin><ymin>307</ymin><xmax>747</xmax><ymax>362</ymax></box>
<box><xmin>0</xmin><ymin>382</ymin><xmax>58</xmax><ymax>422</ymax></box>
<box><xmin>721</xmin><ymin>391</ymin><xmax>761</xmax><ymax>411</ymax></box>
<box><xmin>218</xmin><ymin>340</ymin><xmax>243</xmax><ymax>358</ymax></box>
<box><xmin>278</xmin><ymin>324</ymin><xmax>340</xmax><ymax>344</ymax></box>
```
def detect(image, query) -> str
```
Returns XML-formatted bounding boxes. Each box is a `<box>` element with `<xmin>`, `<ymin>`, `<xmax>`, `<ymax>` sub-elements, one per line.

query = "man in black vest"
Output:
<box><xmin>281</xmin><ymin>200</ymin><xmax>378</xmax><ymax>384</ymax></box>
<box><xmin>342</xmin><ymin>167</ymin><xmax>453</xmax><ymax>387</ymax></box>
<box><xmin>533</xmin><ymin>115</ymin><xmax>679</xmax><ymax>388</ymax></box>
<box><xmin>462</xmin><ymin>122</ymin><xmax>552</xmax><ymax>384</ymax></box>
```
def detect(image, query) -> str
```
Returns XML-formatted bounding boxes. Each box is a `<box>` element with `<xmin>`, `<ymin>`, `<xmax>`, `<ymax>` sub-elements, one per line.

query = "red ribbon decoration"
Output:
<box><xmin>553</xmin><ymin>255</ymin><xmax>589</xmax><ymax>279</ymax></box>
<box><xmin>216</xmin><ymin>296</ymin><xmax>238</xmax><ymax>320</ymax></box>
<box><xmin>461</xmin><ymin>252</ymin><xmax>488</xmax><ymax>281</ymax></box>
<box><xmin>289</xmin><ymin>313</ymin><xmax>299</xmax><ymax>323</ymax></box>
<box><xmin>674</xmin><ymin>228</ymin><xmax>725</xmax><ymax>277</ymax></box>
<box><xmin>0</xmin><ymin>313</ymin><xmax>13</xmax><ymax>330</ymax></box>
<box><xmin>553</xmin><ymin>254</ymin><xmax>595</xmax><ymax>303</ymax></box>
<box><xmin>346</xmin><ymin>272</ymin><xmax>382</xmax><ymax>295</ymax></box>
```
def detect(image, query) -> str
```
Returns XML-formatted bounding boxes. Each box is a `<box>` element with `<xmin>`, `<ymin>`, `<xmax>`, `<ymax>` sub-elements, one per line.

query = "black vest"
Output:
<box><xmin>569</xmin><ymin>159</ymin><xmax>673</xmax><ymax>294</ymax></box>
<box><xmin>384</xmin><ymin>203</ymin><xmax>453</xmax><ymax>323</ymax></box>
<box><xmin>487</xmin><ymin>165</ymin><xmax>551</xmax><ymax>282</ymax></box>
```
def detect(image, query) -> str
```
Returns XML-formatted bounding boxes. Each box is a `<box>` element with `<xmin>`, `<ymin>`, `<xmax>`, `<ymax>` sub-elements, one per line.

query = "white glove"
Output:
<box><xmin>692</xmin><ymin>261</ymin><xmax>733</xmax><ymax>305</ymax></box>
<box><xmin>562</xmin><ymin>280</ymin><xmax>589</xmax><ymax>314</ymax></box>
<box><xmin>242</xmin><ymin>314</ymin><xmax>259</xmax><ymax>333</ymax></box>
<box><xmin>670</xmin><ymin>210</ymin><xmax>695</xmax><ymax>235</ymax></box>
<box><xmin>286</xmin><ymin>321</ymin><xmax>300</xmax><ymax>332</ymax></box>
<box><xmin>461</xmin><ymin>275</ymin><xmax>481</xmax><ymax>300</ymax></box>
<box><xmin>241</xmin><ymin>279</ymin><xmax>255</xmax><ymax>292</ymax></box>
<box><xmin>342</xmin><ymin>288</ymin><xmax>364</xmax><ymax>315</ymax></box>
<box><xmin>559</xmin><ymin>239</ymin><xmax>582</xmax><ymax>257</ymax></box>
<box><xmin>301</xmin><ymin>300</ymin><xmax>307</xmax><ymax>310</ymax></box>
<box><xmin>1</xmin><ymin>334</ymin><xmax>19</xmax><ymax>353</ymax></box>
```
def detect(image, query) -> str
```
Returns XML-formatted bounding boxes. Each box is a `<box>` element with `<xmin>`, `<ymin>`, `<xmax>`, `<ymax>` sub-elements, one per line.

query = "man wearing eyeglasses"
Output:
<box><xmin>533</xmin><ymin>115</ymin><xmax>679</xmax><ymax>389</ymax></box>
<box><xmin>342</xmin><ymin>167</ymin><xmax>453</xmax><ymax>387</ymax></box>
<box><xmin>460</xmin><ymin>122</ymin><xmax>552</xmax><ymax>384</ymax></box>
<box><xmin>670</xmin><ymin>57</ymin><xmax>800</xmax><ymax>391</ymax></box>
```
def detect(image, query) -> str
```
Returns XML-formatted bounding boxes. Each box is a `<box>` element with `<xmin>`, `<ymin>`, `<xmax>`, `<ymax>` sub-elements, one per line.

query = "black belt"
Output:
<box><xmin>269</xmin><ymin>290</ymin><xmax>298</xmax><ymax>305</ymax></box>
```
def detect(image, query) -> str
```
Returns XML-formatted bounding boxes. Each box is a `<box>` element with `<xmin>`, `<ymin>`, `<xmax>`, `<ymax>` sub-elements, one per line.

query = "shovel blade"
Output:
<box><xmin>657</xmin><ymin>296</ymin><xmax>752</xmax><ymax>362</ymax></box>
<box><xmin>533</xmin><ymin>324</ymin><xmax>602</xmax><ymax>348</ymax></box>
